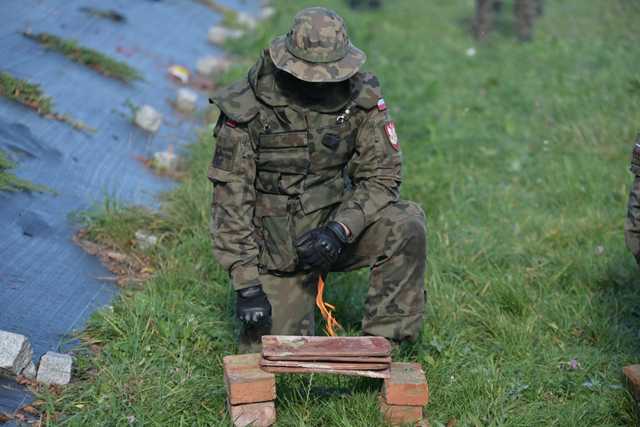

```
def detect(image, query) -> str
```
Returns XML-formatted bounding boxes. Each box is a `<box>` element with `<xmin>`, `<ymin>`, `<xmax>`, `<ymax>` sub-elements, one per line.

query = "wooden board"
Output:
<box><xmin>262</xmin><ymin>335</ymin><xmax>391</xmax><ymax>358</ymax></box>
<box><xmin>264</xmin><ymin>355</ymin><xmax>392</xmax><ymax>363</ymax></box>
<box><xmin>260</xmin><ymin>359</ymin><xmax>389</xmax><ymax>371</ymax></box>
<box><xmin>261</xmin><ymin>366</ymin><xmax>391</xmax><ymax>379</ymax></box>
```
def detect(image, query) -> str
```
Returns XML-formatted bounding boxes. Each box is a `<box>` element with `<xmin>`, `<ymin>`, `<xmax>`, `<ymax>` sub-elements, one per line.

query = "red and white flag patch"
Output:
<box><xmin>384</xmin><ymin>121</ymin><xmax>399</xmax><ymax>151</ymax></box>
<box><xmin>377</xmin><ymin>98</ymin><xmax>387</xmax><ymax>112</ymax></box>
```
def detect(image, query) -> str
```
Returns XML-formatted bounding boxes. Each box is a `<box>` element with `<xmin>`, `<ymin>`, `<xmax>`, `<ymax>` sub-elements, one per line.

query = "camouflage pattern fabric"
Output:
<box><xmin>625</xmin><ymin>135</ymin><xmax>640</xmax><ymax>265</ymax></box>
<box><xmin>269</xmin><ymin>7</ymin><xmax>366</xmax><ymax>83</ymax></box>
<box><xmin>474</xmin><ymin>0</ymin><xmax>542</xmax><ymax>41</ymax></box>
<box><xmin>209</xmin><ymin>46</ymin><xmax>427</xmax><ymax>348</ymax></box>
<box><xmin>239</xmin><ymin>200</ymin><xmax>427</xmax><ymax>353</ymax></box>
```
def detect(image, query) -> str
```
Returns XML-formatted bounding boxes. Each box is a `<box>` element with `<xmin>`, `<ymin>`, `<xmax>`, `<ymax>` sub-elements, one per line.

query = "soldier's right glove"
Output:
<box><xmin>295</xmin><ymin>221</ymin><xmax>349</xmax><ymax>271</ymax></box>
<box><xmin>236</xmin><ymin>285</ymin><xmax>272</xmax><ymax>325</ymax></box>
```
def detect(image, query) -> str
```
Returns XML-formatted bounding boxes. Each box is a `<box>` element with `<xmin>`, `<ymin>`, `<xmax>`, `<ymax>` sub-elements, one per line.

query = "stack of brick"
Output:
<box><xmin>380</xmin><ymin>362</ymin><xmax>429</xmax><ymax>426</ymax></box>
<box><xmin>223</xmin><ymin>354</ymin><xmax>276</xmax><ymax>427</ymax></box>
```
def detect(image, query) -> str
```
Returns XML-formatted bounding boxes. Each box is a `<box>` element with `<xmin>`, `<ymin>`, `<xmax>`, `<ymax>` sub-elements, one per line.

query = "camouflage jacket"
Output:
<box><xmin>208</xmin><ymin>51</ymin><xmax>402</xmax><ymax>290</ymax></box>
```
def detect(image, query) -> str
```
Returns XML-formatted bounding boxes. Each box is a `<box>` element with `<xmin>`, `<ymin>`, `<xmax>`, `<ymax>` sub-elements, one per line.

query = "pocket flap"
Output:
<box><xmin>259</xmin><ymin>131</ymin><xmax>308</xmax><ymax>149</ymax></box>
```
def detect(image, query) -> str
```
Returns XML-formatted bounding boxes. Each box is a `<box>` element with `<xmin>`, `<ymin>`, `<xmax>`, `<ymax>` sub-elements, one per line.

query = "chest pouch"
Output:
<box><xmin>256</xmin><ymin>131</ymin><xmax>310</xmax><ymax>195</ymax></box>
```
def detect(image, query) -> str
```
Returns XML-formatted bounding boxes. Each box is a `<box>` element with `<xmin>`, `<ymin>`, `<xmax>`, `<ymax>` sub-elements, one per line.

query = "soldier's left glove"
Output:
<box><xmin>295</xmin><ymin>221</ymin><xmax>349</xmax><ymax>271</ymax></box>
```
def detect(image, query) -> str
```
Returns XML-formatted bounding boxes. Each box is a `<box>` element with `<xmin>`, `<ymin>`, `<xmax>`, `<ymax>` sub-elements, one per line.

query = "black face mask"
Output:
<box><xmin>275</xmin><ymin>70</ymin><xmax>350</xmax><ymax>108</ymax></box>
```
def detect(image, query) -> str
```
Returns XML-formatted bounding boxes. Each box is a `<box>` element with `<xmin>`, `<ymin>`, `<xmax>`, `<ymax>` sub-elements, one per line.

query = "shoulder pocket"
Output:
<box><xmin>211</xmin><ymin>124</ymin><xmax>246</xmax><ymax>174</ymax></box>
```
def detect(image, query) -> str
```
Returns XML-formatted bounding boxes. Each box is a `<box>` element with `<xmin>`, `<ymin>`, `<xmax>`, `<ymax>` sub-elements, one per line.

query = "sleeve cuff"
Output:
<box><xmin>230</xmin><ymin>263</ymin><xmax>261</xmax><ymax>291</ymax></box>
<box><xmin>333</xmin><ymin>207</ymin><xmax>366</xmax><ymax>243</ymax></box>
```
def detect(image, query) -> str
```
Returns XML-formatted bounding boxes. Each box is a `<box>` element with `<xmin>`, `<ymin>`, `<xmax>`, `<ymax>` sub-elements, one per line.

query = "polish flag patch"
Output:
<box><xmin>384</xmin><ymin>121</ymin><xmax>399</xmax><ymax>151</ymax></box>
<box><xmin>225</xmin><ymin>119</ymin><xmax>238</xmax><ymax>128</ymax></box>
<box><xmin>377</xmin><ymin>98</ymin><xmax>387</xmax><ymax>111</ymax></box>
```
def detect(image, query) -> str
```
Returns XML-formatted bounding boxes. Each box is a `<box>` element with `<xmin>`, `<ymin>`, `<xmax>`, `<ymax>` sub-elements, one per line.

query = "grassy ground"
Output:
<box><xmin>39</xmin><ymin>0</ymin><xmax>640</xmax><ymax>425</ymax></box>
<box><xmin>23</xmin><ymin>32</ymin><xmax>142</xmax><ymax>83</ymax></box>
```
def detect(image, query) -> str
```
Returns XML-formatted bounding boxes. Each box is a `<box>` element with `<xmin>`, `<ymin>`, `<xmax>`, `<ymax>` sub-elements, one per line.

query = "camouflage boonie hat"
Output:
<box><xmin>269</xmin><ymin>7</ymin><xmax>366</xmax><ymax>83</ymax></box>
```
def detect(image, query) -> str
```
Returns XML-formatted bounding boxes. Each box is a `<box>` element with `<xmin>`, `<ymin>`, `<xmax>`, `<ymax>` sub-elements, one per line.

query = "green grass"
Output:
<box><xmin>41</xmin><ymin>1</ymin><xmax>640</xmax><ymax>425</ymax></box>
<box><xmin>0</xmin><ymin>151</ymin><xmax>48</xmax><ymax>192</ymax></box>
<box><xmin>0</xmin><ymin>71</ymin><xmax>95</xmax><ymax>133</ymax></box>
<box><xmin>23</xmin><ymin>32</ymin><xmax>142</xmax><ymax>83</ymax></box>
<box><xmin>0</xmin><ymin>71</ymin><xmax>53</xmax><ymax>115</ymax></box>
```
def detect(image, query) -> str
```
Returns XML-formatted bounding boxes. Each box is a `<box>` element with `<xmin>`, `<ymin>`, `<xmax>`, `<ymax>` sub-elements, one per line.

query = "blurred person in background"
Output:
<box><xmin>625</xmin><ymin>134</ymin><xmax>640</xmax><ymax>266</ymax></box>
<box><xmin>474</xmin><ymin>0</ymin><xmax>544</xmax><ymax>41</ymax></box>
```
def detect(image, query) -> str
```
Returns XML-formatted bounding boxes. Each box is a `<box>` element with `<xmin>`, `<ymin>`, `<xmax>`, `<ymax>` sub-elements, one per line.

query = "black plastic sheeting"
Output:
<box><xmin>0</xmin><ymin>0</ymin><xmax>259</xmax><ymax>422</ymax></box>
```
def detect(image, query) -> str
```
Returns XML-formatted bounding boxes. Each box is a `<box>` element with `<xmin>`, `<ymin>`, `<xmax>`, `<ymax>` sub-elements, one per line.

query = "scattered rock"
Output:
<box><xmin>0</xmin><ymin>330</ymin><xmax>33</xmax><ymax>377</ymax></box>
<box><xmin>23</xmin><ymin>361</ymin><xmax>36</xmax><ymax>380</ymax></box>
<box><xmin>208</xmin><ymin>26</ymin><xmax>244</xmax><ymax>45</ymax></box>
<box><xmin>237</xmin><ymin>12</ymin><xmax>257</xmax><ymax>29</ymax></box>
<box><xmin>36</xmin><ymin>352</ymin><xmax>72</xmax><ymax>385</ymax></box>
<box><xmin>134</xmin><ymin>105</ymin><xmax>163</xmax><ymax>133</ymax></box>
<box><xmin>168</xmin><ymin>64</ymin><xmax>190</xmax><ymax>84</ymax></box>
<box><xmin>595</xmin><ymin>245</ymin><xmax>605</xmax><ymax>256</ymax></box>
<box><xmin>260</xmin><ymin>7</ymin><xmax>276</xmax><ymax>20</ymax></box>
<box><xmin>175</xmin><ymin>88</ymin><xmax>198</xmax><ymax>113</ymax></box>
<box><xmin>196</xmin><ymin>55</ymin><xmax>232</xmax><ymax>77</ymax></box>
<box><xmin>152</xmin><ymin>149</ymin><xmax>179</xmax><ymax>171</ymax></box>
<box><xmin>134</xmin><ymin>230</ymin><xmax>158</xmax><ymax>250</ymax></box>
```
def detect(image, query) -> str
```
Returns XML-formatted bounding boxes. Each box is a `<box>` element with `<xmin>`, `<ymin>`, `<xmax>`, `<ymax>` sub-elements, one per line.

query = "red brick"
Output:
<box><xmin>223</xmin><ymin>354</ymin><xmax>276</xmax><ymax>405</ymax></box>
<box><xmin>623</xmin><ymin>364</ymin><xmax>640</xmax><ymax>400</ymax></box>
<box><xmin>383</xmin><ymin>362</ymin><xmax>429</xmax><ymax>406</ymax></box>
<box><xmin>379</xmin><ymin>396</ymin><xmax>423</xmax><ymax>426</ymax></box>
<box><xmin>228</xmin><ymin>400</ymin><xmax>276</xmax><ymax>427</ymax></box>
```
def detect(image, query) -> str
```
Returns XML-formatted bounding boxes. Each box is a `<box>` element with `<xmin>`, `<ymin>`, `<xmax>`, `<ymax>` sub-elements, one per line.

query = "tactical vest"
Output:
<box><xmin>210</xmin><ymin>52</ymin><xmax>381</xmax><ymax>272</ymax></box>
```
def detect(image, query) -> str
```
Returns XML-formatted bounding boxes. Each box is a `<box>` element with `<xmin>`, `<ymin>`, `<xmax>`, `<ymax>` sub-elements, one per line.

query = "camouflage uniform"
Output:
<box><xmin>625</xmin><ymin>135</ymin><xmax>640</xmax><ymax>265</ymax></box>
<box><xmin>208</xmin><ymin>7</ymin><xmax>427</xmax><ymax>349</ymax></box>
<box><xmin>474</xmin><ymin>0</ymin><xmax>543</xmax><ymax>41</ymax></box>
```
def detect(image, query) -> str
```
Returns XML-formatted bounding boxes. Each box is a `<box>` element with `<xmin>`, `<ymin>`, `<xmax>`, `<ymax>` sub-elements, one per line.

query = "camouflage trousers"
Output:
<box><xmin>474</xmin><ymin>0</ymin><xmax>543</xmax><ymax>41</ymax></box>
<box><xmin>239</xmin><ymin>200</ymin><xmax>427</xmax><ymax>352</ymax></box>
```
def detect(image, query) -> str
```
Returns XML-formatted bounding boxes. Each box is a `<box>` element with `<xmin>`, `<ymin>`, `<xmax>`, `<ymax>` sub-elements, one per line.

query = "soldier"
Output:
<box><xmin>474</xmin><ymin>0</ymin><xmax>543</xmax><ymax>41</ymax></box>
<box><xmin>208</xmin><ymin>7</ymin><xmax>427</xmax><ymax>351</ymax></box>
<box><xmin>625</xmin><ymin>135</ymin><xmax>640</xmax><ymax>265</ymax></box>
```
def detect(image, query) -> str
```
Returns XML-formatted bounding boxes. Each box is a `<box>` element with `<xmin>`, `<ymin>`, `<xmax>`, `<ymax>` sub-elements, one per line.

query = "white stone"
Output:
<box><xmin>196</xmin><ymin>56</ymin><xmax>232</xmax><ymax>77</ymax></box>
<box><xmin>260</xmin><ymin>7</ymin><xmax>276</xmax><ymax>20</ymax></box>
<box><xmin>0</xmin><ymin>330</ymin><xmax>33</xmax><ymax>377</ymax></box>
<box><xmin>134</xmin><ymin>105</ymin><xmax>163</xmax><ymax>133</ymax></box>
<box><xmin>208</xmin><ymin>26</ymin><xmax>244</xmax><ymax>45</ymax></box>
<box><xmin>36</xmin><ymin>352</ymin><xmax>72</xmax><ymax>385</ymax></box>
<box><xmin>237</xmin><ymin>12</ymin><xmax>257</xmax><ymax>29</ymax></box>
<box><xmin>175</xmin><ymin>88</ymin><xmax>198</xmax><ymax>113</ymax></box>
<box><xmin>135</xmin><ymin>230</ymin><xmax>158</xmax><ymax>250</ymax></box>
<box><xmin>152</xmin><ymin>150</ymin><xmax>179</xmax><ymax>171</ymax></box>
<box><xmin>23</xmin><ymin>361</ymin><xmax>36</xmax><ymax>380</ymax></box>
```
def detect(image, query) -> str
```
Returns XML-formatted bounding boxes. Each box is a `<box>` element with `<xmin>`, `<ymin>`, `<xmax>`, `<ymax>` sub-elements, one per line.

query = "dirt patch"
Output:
<box><xmin>73</xmin><ymin>229</ymin><xmax>154</xmax><ymax>287</ymax></box>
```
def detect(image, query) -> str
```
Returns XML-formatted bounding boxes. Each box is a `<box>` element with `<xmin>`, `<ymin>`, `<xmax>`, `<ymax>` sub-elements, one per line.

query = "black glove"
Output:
<box><xmin>295</xmin><ymin>221</ymin><xmax>349</xmax><ymax>271</ymax></box>
<box><xmin>236</xmin><ymin>285</ymin><xmax>272</xmax><ymax>324</ymax></box>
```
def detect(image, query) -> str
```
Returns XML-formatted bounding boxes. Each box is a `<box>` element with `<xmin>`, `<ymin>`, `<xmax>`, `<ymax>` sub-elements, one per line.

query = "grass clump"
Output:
<box><xmin>0</xmin><ymin>71</ymin><xmax>95</xmax><ymax>133</ymax></box>
<box><xmin>40</xmin><ymin>1</ymin><xmax>640</xmax><ymax>426</ymax></box>
<box><xmin>23</xmin><ymin>31</ymin><xmax>142</xmax><ymax>83</ymax></box>
<box><xmin>0</xmin><ymin>71</ymin><xmax>53</xmax><ymax>115</ymax></box>
<box><xmin>0</xmin><ymin>151</ymin><xmax>48</xmax><ymax>192</ymax></box>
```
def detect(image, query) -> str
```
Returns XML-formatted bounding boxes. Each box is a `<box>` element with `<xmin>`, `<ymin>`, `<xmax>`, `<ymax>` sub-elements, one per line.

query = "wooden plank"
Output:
<box><xmin>260</xmin><ymin>359</ymin><xmax>389</xmax><ymax>371</ymax></box>
<box><xmin>261</xmin><ymin>366</ymin><xmax>391</xmax><ymax>379</ymax></box>
<box><xmin>264</xmin><ymin>355</ymin><xmax>392</xmax><ymax>363</ymax></box>
<box><xmin>262</xmin><ymin>335</ymin><xmax>391</xmax><ymax>358</ymax></box>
